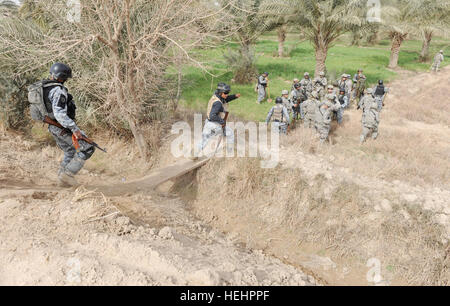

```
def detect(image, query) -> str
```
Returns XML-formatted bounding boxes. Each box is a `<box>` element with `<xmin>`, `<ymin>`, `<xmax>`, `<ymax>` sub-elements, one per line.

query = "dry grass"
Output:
<box><xmin>189</xmin><ymin>157</ymin><xmax>449</xmax><ymax>285</ymax></box>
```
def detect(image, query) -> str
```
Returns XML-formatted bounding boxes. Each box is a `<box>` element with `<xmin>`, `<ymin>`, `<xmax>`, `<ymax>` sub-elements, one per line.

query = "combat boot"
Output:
<box><xmin>58</xmin><ymin>171</ymin><xmax>79</xmax><ymax>187</ymax></box>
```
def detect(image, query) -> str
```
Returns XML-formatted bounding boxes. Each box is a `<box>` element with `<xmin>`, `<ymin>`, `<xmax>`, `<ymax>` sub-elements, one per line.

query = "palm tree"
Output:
<box><xmin>408</xmin><ymin>0</ymin><xmax>450</xmax><ymax>62</ymax></box>
<box><xmin>263</xmin><ymin>0</ymin><xmax>366</xmax><ymax>76</ymax></box>
<box><xmin>221</xmin><ymin>0</ymin><xmax>268</xmax><ymax>83</ymax></box>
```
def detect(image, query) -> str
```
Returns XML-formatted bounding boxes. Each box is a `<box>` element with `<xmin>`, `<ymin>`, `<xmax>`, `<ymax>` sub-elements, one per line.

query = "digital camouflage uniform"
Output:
<box><xmin>353</xmin><ymin>72</ymin><xmax>366</xmax><ymax>101</ymax></box>
<box><xmin>257</xmin><ymin>74</ymin><xmax>268</xmax><ymax>103</ymax></box>
<box><xmin>300</xmin><ymin>73</ymin><xmax>313</xmax><ymax>98</ymax></box>
<box><xmin>302</xmin><ymin>93</ymin><xmax>319</xmax><ymax>128</ymax></box>
<box><xmin>47</xmin><ymin>85</ymin><xmax>95</xmax><ymax>181</ymax></box>
<box><xmin>431</xmin><ymin>51</ymin><xmax>444</xmax><ymax>72</ymax></box>
<box><xmin>360</xmin><ymin>91</ymin><xmax>380</xmax><ymax>143</ymax></box>
<box><xmin>315</xmin><ymin>95</ymin><xmax>340</xmax><ymax>144</ymax></box>
<box><xmin>290</xmin><ymin>87</ymin><xmax>305</xmax><ymax>120</ymax></box>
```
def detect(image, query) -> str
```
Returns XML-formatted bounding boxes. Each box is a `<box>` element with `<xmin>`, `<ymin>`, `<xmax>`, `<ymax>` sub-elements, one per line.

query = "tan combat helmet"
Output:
<box><xmin>440</xmin><ymin>50</ymin><xmax>444</xmax><ymax>53</ymax></box>
<box><xmin>304</xmin><ymin>72</ymin><xmax>310</xmax><ymax>77</ymax></box>
<box><xmin>327</xmin><ymin>85</ymin><xmax>334</xmax><ymax>90</ymax></box>
<box><xmin>293</xmin><ymin>78</ymin><xmax>300</xmax><ymax>83</ymax></box>
<box><xmin>319</xmin><ymin>71</ymin><xmax>325</xmax><ymax>77</ymax></box>
<box><xmin>282</xmin><ymin>90</ymin><xmax>289</xmax><ymax>95</ymax></box>
<box><xmin>366</xmin><ymin>88</ymin><xmax>373</xmax><ymax>95</ymax></box>
<box><xmin>341</xmin><ymin>74</ymin><xmax>347</xmax><ymax>78</ymax></box>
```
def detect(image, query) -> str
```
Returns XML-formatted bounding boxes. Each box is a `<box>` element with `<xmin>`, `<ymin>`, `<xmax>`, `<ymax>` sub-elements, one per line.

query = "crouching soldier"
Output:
<box><xmin>315</xmin><ymin>94</ymin><xmax>340</xmax><ymax>144</ymax></box>
<box><xmin>266</xmin><ymin>97</ymin><xmax>291</xmax><ymax>134</ymax></box>
<box><xmin>39</xmin><ymin>63</ymin><xmax>95</xmax><ymax>186</ymax></box>
<box><xmin>360</xmin><ymin>88</ymin><xmax>380</xmax><ymax>143</ymax></box>
<box><xmin>303</xmin><ymin>91</ymin><xmax>320</xmax><ymax>129</ymax></box>
<box><xmin>195</xmin><ymin>83</ymin><xmax>236</xmax><ymax>157</ymax></box>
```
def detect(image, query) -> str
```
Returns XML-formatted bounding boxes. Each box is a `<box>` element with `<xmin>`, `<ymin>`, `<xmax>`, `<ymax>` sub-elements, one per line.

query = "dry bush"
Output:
<box><xmin>0</xmin><ymin>0</ymin><xmax>240</xmax><ymax>158</ymax></box>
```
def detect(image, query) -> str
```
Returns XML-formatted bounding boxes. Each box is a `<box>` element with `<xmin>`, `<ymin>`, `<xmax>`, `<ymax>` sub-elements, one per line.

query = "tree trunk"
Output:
<box><xmin>314</xmin><ymin>41</ymin><xmax>328</xmax><ymax>77</ymax></box>
<box><xmin>277</xmin><ymin>25</ymin><xmax>287</xmax><ymax>57</ymax></box>
<box><xmin>388</xmin><ymin>32</ymin><xmax>407</xmax><ymax>69</ymax></box>
<box><xmin>419</xmin><ymin>30</ymin><xmax>433</xmax><ymax>62</ymax></box>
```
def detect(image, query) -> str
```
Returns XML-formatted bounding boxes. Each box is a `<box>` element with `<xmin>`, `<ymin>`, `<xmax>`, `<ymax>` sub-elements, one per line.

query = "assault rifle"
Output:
<box><xmin>43</xmin><ymin>115</ymin><xmax>107</xmax><ymax>153</ymax></box>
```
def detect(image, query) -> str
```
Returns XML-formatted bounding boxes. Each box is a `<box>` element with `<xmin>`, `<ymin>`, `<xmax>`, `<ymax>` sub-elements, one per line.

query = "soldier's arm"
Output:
<box><xmin>283</xmin><ymin>107</ymin><xmax>291</xmax><ymax>124</ymax></box>
<box><xmin>50</xmin><ymin>87</ymin><xmax>80</xmax><ymax>133</ymax></box>
<box><xmin>259</xmin><ymin>76</ymin><xmax>267</xmax><ymax>86</ymax></box>
<box><xmin>209</xmin><ymin>101</ymin><xmax>225</xmax><ymax>125</ymax></box>
<box><xmin>225</xmin><ymin>94</ymin><xmax>238</xmax><ymax>103</ymax></box>
<box><xmin>265</xmin><ymin>107</ymin><xmax>274</xmax><ymax>123</ymax></box>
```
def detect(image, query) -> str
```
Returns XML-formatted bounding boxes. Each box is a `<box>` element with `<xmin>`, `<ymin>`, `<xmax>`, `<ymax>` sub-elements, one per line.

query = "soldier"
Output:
<box><xmin>314</xmin><ymin>94</ymin><xmax>341</xmax><ymax>144</ymax></box>
<box><xmin>325</xmin><ymin>85</ymin><xmax>343</xmax><ymax>124</ymax></box>
<box><xmin>300</xmin><ymin>72</ymin><xmax>313</xmax><ymax>97</ymax></box>
<box><xmin>291</xmin><ymin>78</ymin><xmax>300</xmax><ymax>91</ymax></box>
<box><xmin>196</xmin><ymin>83</ymin><xmax>236</xmax><ymax>157</ymax></box>
<box><xmin>336</xmin><ymin>89</ymin><xmax>349</xmax><ymax>124</ymax></box>
<box><xmin>45</xmin><ymin>63</ymin><xmax>95</xmax><ymax>186</ymax></box>
<box><xmin>431</xmin><ymin>50</ymin><xmax>444</xmax><ymax>72</ymax></box>
<box><xmin>266</xmin><ymin>97</ymin><xmax>291</xmax><ymax>134</ymax></box>
<box><xmin>360</xmin><ymin>88</ymin><xmax>380</xmax><ymax>143</ymax></box>
<box><xmin>372</xmin><ymin>80</ymin><xmax>388</xmax><ymax>111</ymax></box>
<box><xmin>290</xmin><ymin>82</ymin><xmax>304</xmax><ymax>120</ymax></box>
<box><xmin>337</xmin><ymin>74</ymin><xmax>348</xmax><ymax>95</ymax></box>
<box><xmin>353</xmin><ymin>69</ymin><xmax>366</xmax><ymax>102</ymax></box>
<box><xmin>281</xmin><ymin>89</ymin><xmax>294</xmax><ymax>117</ymax></box>
<box><xmin>345</xmin><ymin>74</ymin><xmax>353</xmax><ymax>101</ymax></box>
<box><xmin>313</xmin><ymin>71</ymin><xmax>327</xmax><ymax>100</ymax></box>
<box><xmin>257</xmin><ymin>72</ymin><xmax>269</xmax><ymax>104</ymax></box>
<box><xmin>303</xmin><ymin>91</ymin><xmax>320</xmax><ymax>129</ymax></box>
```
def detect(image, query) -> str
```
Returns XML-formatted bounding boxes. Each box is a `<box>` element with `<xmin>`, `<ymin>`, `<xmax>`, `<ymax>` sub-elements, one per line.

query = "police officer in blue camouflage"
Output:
<box><xmin>46</xmin><ymin>63</ymin><xmax>95</xmax><ymax>186</ymax></box>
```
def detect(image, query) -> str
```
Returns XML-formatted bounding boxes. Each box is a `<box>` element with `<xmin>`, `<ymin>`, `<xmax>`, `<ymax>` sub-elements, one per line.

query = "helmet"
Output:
<box><xmin>319</xmin><ymin>71</ymin><xmax>325</xmax><ymax>76</ymax></box>
<box><xmin>304</xmin><ymin>72</ymin><xmax>310</xmax><ymax>76</ymax></box>
<box><xmin>281</xmin><ymin>90</ymin><xmax>289</xmax><ymax>95</ymax></box>
<box><xmin>217</xmin><ymin>83</ymin><xmax>231</xmax><ymax>94</ymax></box>
<box><xmin>275</xmin><ymin>97</ymin><xmax>283</xmax><ymax>104</ymax></box>
<box><xmin>50</xmin><ymin>63</ymin><xmax>72</xmax><ymax>81</ymax></box>
<box><xmin>339</xmin><ymin>89</ymin><xmax>345</xmax><ymax>93</ymax></box>
<box><xmin>378</xmin><ymin>80</ymin><xmax>383</xmax><ymax>85</ymax></box>
<box><xmin>327</xmin><ymin>85</ymin><xmax>334</xmax><ymax>90</ymax></box>
<box><xmin>293</xmin><ymin>78</ymin><xmax>299</xmax><ymax>82</ymax></box>
<box><xmin>341</xmin><ymin>74</ymin><xmax>347</xmax><ymax>78</ymax></box>
<box><xmin>326</xmin><ymin>94</ymin><xmax>335</xmax><ymax>100</ymax></box>
<box><xmin>263</xmin><ymin>72</ymin><xmax>269</xmax><ymax>76</ymax></box>
<box><xmin>366</xmin><ymin>88</ymin><xmax>373</xmax><ymax>94</ymax></box>
<box><xmin>440</xmin><ymin>50</ymin><xmax>444</xmax><ymax>53</ymax></box>
<box><xmin>294</xmin><ymin>83</ymin><xmax>301</xmax><ymax>89</ymax></box>
<box><xmin>358</xmin><ymin>68</ymin><xmax>363</xmax><ymax>72</ymax></box>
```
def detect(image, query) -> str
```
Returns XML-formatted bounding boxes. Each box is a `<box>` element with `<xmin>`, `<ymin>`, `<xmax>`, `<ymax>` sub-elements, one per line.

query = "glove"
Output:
<box><xmin>73</xmin><ymin>130</ymin><xmax>83</xmax><ymax>140</ymax></box>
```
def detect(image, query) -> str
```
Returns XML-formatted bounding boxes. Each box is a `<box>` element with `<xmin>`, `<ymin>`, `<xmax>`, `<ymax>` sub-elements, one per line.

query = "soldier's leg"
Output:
<box><xmin>198</xmin><ymin>120</ymin><xmax>219</xmax><ymax>153</ymax></box>
<box><xmin>319</xmin><ymin>125</ymin><xmax>329</xmax><ymax>144</ymax></box>
<box><xmin>299</xmin><ymin>102</ymin><xmax>305</xmax><ymax>120</ymax></box>
<box><xmin>372</xmin><ymin>125</ymin><xmax>379</xmax><ymax>140</ymax></box>
<box><xmin>360</xmin><ymin>126</ymin><xmax>370</xmax><ymax>143</ymax></box>
<box><xmin>257</xmin><ymin>86</ymin><xmax>266</xmax><ymax>103</ymax></box>
<box><xmin>337</xmin><ymin>109</ymin><xmax>344</xmax><ymax>124</ymax></box>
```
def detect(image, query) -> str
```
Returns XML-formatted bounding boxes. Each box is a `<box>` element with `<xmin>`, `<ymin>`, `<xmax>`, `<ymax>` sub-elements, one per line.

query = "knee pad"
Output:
<box><xmin>78</xmin><ymin>146</ymin><xmax>95</xmax><ymax>160</ymax></box>
<box><xmin>65</xmin><ymin>155</ymin><xmax>86</xmax><ymax>175</ymax></box>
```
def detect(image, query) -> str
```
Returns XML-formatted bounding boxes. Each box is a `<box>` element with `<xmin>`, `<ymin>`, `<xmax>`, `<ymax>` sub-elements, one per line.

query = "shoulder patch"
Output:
<box><xmin>57</xmin><ymin>95</ymin><xmax>67</xmax><ymax>108</ymax></box>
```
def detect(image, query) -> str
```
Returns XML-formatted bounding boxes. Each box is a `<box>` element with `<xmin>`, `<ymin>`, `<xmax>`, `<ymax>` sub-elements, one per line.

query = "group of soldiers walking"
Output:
<box><xmin>263</xmin><ymin>69</ymin><xmax>388</xmax><ymax>144</ymax></box>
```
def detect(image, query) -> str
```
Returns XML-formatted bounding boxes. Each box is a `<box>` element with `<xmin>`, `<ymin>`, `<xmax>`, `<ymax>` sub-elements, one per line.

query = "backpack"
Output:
<box><xmin>28</xmin><ymin>80</ymin><xmax>62</xmax><ymax>121</ymax></box>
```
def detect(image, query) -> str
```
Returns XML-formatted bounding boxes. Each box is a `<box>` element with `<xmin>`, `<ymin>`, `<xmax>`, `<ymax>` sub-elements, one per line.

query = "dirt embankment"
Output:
<box><xmin>0</xmin><ymin>132</ymin><xmax>316</xmax><ymax>285</ymax></box>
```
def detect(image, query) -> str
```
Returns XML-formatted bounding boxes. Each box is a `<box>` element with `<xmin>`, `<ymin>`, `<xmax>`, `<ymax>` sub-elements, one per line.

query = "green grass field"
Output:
<box><xmin>180</xmin><ymin>33</ymin><xmax>449</xmax><ymax>121</ymax></box>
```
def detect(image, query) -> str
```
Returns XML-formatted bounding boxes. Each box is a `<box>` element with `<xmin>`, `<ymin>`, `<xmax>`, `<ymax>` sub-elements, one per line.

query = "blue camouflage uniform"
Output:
<box><xmin>47</xmin><ymin>84</ymin><xmax>95</xmax><ymax>176</ymax></box>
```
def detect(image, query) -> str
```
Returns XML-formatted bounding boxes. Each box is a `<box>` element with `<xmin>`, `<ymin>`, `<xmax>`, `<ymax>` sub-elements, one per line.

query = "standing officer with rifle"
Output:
<box><xmin>28</xmin><ymin>63</ymin><xmax>105</xmax><ymax>187</ymax></box>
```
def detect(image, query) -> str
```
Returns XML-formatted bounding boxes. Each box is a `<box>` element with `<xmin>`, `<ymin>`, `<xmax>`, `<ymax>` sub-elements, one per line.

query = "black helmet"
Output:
<box><xmin>378</xmin><ymin>80</ymin><xmax>383</xmax><ymax>85</ymax></box>
<box><xmin>263</xmin><ymin>72</ymin><xmax>269</xmax><ymax>76</ymax></box>
<box><xmin>294</xmin><ymin>83</ymin><xmax>301</xmax><ymax>89</ymax></box>
<box><xmin>275</xmin><ymin>97</ymin><xmax>282</xmax><ymax>104</ymax></box>
<box><xmin>217</xmin><ymin>83</ymin><xmax>231</xmax><ymax>94</ymax></box>
<box><xmin>50</xmin><ymin>63</ymin><xmax>72</xmax><ymax>81</ymax></box>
